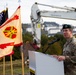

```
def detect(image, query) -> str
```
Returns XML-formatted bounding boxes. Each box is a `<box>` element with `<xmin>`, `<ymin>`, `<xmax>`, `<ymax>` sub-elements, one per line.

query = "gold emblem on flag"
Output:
<box><xmin>3</xmin><ymin>26</ymin><xmax>17</xmax><ymax>39</ymax></box>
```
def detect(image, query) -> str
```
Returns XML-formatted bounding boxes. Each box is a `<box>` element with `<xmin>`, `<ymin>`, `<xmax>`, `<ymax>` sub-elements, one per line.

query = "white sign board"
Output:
<box><xmin>29</xmin><ymin>51</ymin><xmax>64</xmax><ymax>75</ymax></box>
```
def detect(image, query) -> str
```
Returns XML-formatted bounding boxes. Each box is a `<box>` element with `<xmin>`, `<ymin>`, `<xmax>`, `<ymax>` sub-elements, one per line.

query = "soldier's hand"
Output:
<box><xmin>52</xmin><ymin>55</ymin><xmax>66</xmax><ymax>61</ymax></box>
<box><xmin>57</xmin><ymin>56</ymin><xmax>65</xmax><ymax>61</ymax></box>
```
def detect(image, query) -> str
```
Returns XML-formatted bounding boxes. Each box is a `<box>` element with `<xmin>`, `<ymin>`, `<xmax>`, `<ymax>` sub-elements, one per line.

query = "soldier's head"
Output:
<box><xmin>61</xmin><ymin>24</ymin><xmax>74</xmax><ymax>39</ymax></box>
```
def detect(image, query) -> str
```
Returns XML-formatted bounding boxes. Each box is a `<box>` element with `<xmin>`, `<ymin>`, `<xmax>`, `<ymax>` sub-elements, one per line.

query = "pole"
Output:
<box><xmin>36</xmin><ymin>2</ymin><xmax>74</xmax><ymax>11</ymax></box>
<box><xmin>21</xmin><ymin>51</ymin><xmax>25</xmax><ymax>75</ymax></box>
<box><xmin>18</xmin><ymin>0</ymin><xmax>21</xmax><ymax>6</ymax></box>
<box><xmin>21</xmin><ymin>45</ymin><xmax>25</xmax><ymax>75</ymax></box>
<box><xmin>10</xmin><ymin>55</ymin><xmax>13</xmax><ymax>75</ymax></box>
<box><xmin>3</xmin><ymin>57</ymin><xmax>5</xmax><ymax>75</ymax></box>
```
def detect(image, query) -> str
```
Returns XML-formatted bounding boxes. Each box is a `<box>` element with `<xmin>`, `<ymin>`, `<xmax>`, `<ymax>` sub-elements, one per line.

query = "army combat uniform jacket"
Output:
<box><xmin>63</xmin><ymin>37</ymin><xmax>76</xmax><ymax>75</ymax></box>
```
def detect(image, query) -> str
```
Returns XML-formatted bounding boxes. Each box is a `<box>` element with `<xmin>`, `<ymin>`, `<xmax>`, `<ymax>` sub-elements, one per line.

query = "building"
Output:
<box><xmin>43</xmin><ymin>22</ymin><xmax>62</xmax><ymax>36</ymax></box>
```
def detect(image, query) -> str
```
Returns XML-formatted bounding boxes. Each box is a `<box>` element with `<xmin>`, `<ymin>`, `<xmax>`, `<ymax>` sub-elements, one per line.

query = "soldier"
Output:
<box><xmin>53</xmin><ymin>24</ymin><xmax>76</xmax><ymax>75</ymax></box>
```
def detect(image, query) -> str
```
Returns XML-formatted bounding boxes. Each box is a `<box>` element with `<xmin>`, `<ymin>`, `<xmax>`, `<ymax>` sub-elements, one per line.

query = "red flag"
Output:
<box><xmin>0</xmin><ymin>6</ymin><xmax>23</xmax><ymax>57</ymax></box>
<box><xmin>0</xmin><ymin>42</ymin><xmax>14</xmax><ymax>57</ymax></box>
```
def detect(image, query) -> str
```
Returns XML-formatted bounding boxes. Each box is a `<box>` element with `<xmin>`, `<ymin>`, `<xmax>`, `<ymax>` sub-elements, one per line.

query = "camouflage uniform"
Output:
<box><xmin>63</xmin><ymin>37</ymin><xmax>76</xmax><ymax>75</ymax></box>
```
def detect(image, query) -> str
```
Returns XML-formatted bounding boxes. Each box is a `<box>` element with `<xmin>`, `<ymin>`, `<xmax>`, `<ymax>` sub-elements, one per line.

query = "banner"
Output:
<box><xmin>0</xmin><ymin>6</ymin><xmax>22</xmax><ymax>57</ymax></box>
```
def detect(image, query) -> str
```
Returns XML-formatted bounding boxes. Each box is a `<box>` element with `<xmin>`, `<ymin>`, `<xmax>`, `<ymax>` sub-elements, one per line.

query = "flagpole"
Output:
<box><xmin>10</xmin><ymin>55</ymin><xmax>13</xmax><ymax>75</ymax></box>
<box><xmin>21</xmin><ymin>51</ymin><xmax>25</xmax><ymax>75</ymax></box>
<box><xmin>18</xmin><ymin>2</ymin><xmax>24</xmax><ymax>74</ymax></box>
<box><xmin>2</xmin><ymin>3</ymin><xmax>8</xmax><ymax>75</ymax></box>
<box><xmin>3</xmin><ymin>57</ymin><xmax>5</xmax><ymax>75</ymax></box>
<box><xmin>6</xmin><ymin>3</ymin><xmax>8</xmax><ymax>8</ymax></box>
<box><xmin>18</xmin><ymin>0</ymin><xmax>21</xmax><ymax>6</ymax></box>
<box><xmin>21</xmin><ymin>45</ymin><xmax>25</xmax><ymax>75</ymax></box>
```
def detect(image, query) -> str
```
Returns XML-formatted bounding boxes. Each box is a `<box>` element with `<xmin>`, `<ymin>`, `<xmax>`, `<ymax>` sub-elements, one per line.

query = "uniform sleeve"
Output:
<box><xmin>70</xmin><ymin>43</ymin><xmax>76</xmax><ymax>64</ymax></box>
<box><xmin>65</xmin><ymin>43</ymin><xmax>76</xmax><ymax>64</ymax></box>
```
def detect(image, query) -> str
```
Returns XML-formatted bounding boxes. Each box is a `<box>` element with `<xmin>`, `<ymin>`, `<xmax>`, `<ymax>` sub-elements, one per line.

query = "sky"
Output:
<box><xmin>1</xmin><ymin>0</ymin><xmax>76</xmax><ymax>26</ymax></box>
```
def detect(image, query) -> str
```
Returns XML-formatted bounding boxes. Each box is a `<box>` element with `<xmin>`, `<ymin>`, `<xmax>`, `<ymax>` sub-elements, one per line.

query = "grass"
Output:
<box><xmin>0</xmin><ymin>59</ymin><xmax>29</xmax><ymax>75</ymax></box>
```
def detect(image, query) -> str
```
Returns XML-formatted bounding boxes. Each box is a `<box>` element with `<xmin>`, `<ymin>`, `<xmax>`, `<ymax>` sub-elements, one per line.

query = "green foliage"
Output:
<box><xmin>54</xmin><ymin>34</ymin><xmax>66</xmax><ymax>48</ymax></box>
<box><xmin>13</xmin><ymin>46</ymin><xmax>21</xmax><ymax>60</ymax></box>
<box><xmin>41</xmin><ymin>34</ymin><xmax>48</xmax><ymax>46</ymax></box>
<box><xmin>22</xmin><ymin>33</ymin><xmax>33</xmax><ymax>43</ymax></box>
<box><xmin>41</xmin><ymin>34</ymin><xmax>63</xmax><ymax>55</ymax></box>
<box><xmin>39</xmin><ymin>34</ymin><xmax>48</xmax><ymax>53</ymax></box>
